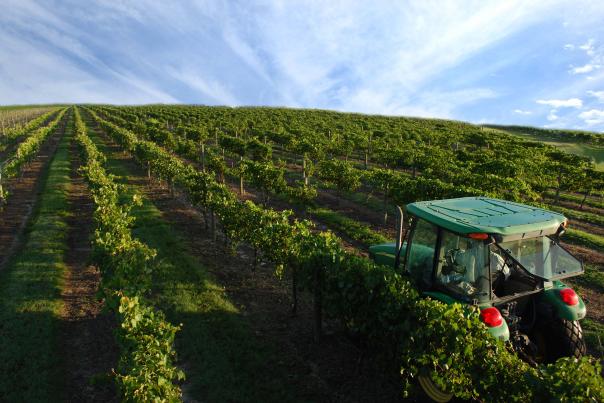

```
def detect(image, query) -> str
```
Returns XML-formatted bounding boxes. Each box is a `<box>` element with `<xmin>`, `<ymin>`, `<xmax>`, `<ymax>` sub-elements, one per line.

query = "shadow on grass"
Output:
<box><xmin>0</xmin><ymin>114</ymin><xmax>69</xmax><ymax>401</ymax></box>
<box><xmin>139</xmin><ymin>212</ymin><xmax>306</xmax><ymax>402</ymax></box>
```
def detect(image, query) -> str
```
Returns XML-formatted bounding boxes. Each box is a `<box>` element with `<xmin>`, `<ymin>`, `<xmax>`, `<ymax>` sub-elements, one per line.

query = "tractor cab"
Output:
<box><xmin>369</xmin><ymin>197</ymin><xmax>586</xmax><ymax>365</ymax></box>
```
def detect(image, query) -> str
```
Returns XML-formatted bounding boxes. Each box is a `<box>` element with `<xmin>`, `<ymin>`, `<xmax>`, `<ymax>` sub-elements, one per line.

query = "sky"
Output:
<box><xmin>1</xmin><ymin>0</ymin><xmax>604</xmax><ymax>132</ymax></box>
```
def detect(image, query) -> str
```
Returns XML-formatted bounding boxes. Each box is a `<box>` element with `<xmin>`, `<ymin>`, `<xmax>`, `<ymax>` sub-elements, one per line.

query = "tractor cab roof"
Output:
<box><xmin>406</xmin><ymin>197</ymin><xmax>566</xmax><ymax>237</ymax></box>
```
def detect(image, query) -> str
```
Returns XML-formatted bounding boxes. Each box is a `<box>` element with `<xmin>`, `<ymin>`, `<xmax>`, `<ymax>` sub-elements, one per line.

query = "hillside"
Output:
<box><xmin>0</xmin><ymin>105</ymin><xmax>603</xmax><ymax>402</ymax></box>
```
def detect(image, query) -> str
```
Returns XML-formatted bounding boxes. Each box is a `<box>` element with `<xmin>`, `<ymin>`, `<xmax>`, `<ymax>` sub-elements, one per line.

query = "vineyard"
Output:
<box><xmin>0</xmin><ymin>105</ymin><xmax>603</xmax><ymax>402</ymax></box>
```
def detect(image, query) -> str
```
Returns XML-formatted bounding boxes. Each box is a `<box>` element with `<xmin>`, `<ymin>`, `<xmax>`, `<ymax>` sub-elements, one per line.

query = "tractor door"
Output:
<box><xmin>405</xmin><ymin>218</ymin><xmax>438</xmax><ymax>290</ymax></box>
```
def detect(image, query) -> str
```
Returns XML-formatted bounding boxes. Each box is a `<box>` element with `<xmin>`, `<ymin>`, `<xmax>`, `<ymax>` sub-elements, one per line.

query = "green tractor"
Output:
<box><xmin>369</xmin><ymin>197</ymin><xmax>586</xmax><ymax>401</ymax></box>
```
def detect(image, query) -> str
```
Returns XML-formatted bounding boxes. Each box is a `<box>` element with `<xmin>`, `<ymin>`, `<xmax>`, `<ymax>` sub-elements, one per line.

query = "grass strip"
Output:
<box><xmin>583</xmin><ymin>319</ymin><xmax>604</xmax><ymax>358</ymax></box>
<box><xmin>548</xmin><ymin>204</ymin><xmax>604</xmax><ymax>227</ymax></box>
<box><xmin>571</xmin><ymin>264</ymin><xmax>604</xmax><ymax>294</ymax></box>
<box><xmin>309</xmin><ymin>207</ymin><xmax>390</xmax><ymax>247</ymax></box>
<box><xmin>563</xmin><ymin>228</ymin><xmax>604</xmax><ymax>253</ymax></box>
<box><xmin>544</xmin><ymin>191</ymin><xmax>604</xmax><ymax>210</ymax></box>
<box><xmin>0</xmin><ymin>112</ymin><xmax>70</xmax><ymax>401</ymax></box>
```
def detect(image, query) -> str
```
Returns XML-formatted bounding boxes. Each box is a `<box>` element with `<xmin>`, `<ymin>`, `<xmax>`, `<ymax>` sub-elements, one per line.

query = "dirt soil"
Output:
<box><xmin>545</xmin><ymin>196</ymin><xmax>604</xmax><ymax>217</ymax></box>
<box><xmin>0</xmin><ymin>112</ymin><xmax>66</xmax><ymax>271</ymax></box>
<box><xmin>58</xmin><ymin>125</ymin><xmax>118</xmax><ymax>402</ymax></box>
<box><xmin>561</xmin><ymin>243</ymin><xmax>604</xmax><ymax>267</ymax></box>
<box><xmin>570</xmin><ymin>220</ymin><xmax>604</xmax><ymax>237</ymax></box>
<box><xmin>89</xmin><ymin>114</ymin><xmax>405</xmax><ymax>402</ymax></box>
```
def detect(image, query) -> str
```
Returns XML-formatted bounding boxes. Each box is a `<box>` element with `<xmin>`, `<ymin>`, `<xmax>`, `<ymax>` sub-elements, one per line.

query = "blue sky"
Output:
<box><xmin>1</xmin><ymin>1</ymin><xmax>604</xmax><ymax>131</ymax></box>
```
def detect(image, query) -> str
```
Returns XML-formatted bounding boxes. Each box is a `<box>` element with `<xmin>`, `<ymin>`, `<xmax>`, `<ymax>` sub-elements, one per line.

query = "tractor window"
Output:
<box><xmin>406</xmin><ymin>219</ymin><xmax>437</xmax><ymax>289</ymax></box>
<box><xmin>496</xmin><ymin>236</ymin><xmax>583</xmax><ymax>280</ymax></box>
<box><xmin>437</xmin><ymin>231</ymin><xmax>490</xmax><ymax>302</ymax></box>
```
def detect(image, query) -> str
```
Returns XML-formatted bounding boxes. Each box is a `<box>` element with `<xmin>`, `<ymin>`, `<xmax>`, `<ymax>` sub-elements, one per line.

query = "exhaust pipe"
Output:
<box><xmin>394</xmin><ymin>205</ymin><xmax>404</xmax><ymax>270</ymax></box>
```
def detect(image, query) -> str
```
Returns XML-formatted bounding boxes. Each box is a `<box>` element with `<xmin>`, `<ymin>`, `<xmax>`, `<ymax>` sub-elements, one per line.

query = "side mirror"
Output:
<box><xmin>556</xmin><ymin>224</ymin><xmax>566</xmax><ymax>237</ymax></box>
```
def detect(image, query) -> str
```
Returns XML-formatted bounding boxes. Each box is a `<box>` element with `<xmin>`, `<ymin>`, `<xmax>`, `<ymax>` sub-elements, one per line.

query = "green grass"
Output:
<box><xmin>571</xmin><ymin>264</ymin><xmax>604</xmax><ymax>294</ymax></box>
<box><xmin>582</xmin><ymin>319</ymin><xmax>604</xmax><ymax>358</ymax></box>
<box><xmin>563</xmin><ymin>228</ymin><xmax>604</xmax><ymax>253</ymax></box>
<box><xmin>86</xmin><ymin>123</ymin><xmax>301</xmax><ymax>402</ymax></box>
<box><xmin>309</xmin><ymin>207</ymin><xmax>390</xmax><ymax>247</ymax></box>
<box><xmin>0</xmin><ymin>114</ymin><xmax>71</xmax><ymax>401</ymax></box>
<box><xmin>546</xmin><ymin>142</ymin><xmax>604</xmax><ymax>171</ymax></box>
<box><xmin>547</xmin><ymin>204</ymin><xmax>604</xmax><ymax>226</ymax></box>
<box><xmin>505</xmin><ymin>131</ymin><xmax>604</xmax><ymax>171</ymax></box>
<box><xmin>544</xmin><ymin>191</ymin><xmax>604</xmax><ymax>210</ymax></box>
<box><xmin>342</xmin><ymin>189</ymin><xmax>398</xmax><ymax>217</ymax></box>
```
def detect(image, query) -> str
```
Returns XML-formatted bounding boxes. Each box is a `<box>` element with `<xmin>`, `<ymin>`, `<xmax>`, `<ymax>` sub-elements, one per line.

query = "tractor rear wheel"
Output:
<box><xmin>418</xmin><ymin>374</ymin><xmax>453</xmax><ymax>402</ymax></box>
<box><xmin>535</xmin><ymin>318</ymin><xmax>586</xmax><ymax>362</ymax></box>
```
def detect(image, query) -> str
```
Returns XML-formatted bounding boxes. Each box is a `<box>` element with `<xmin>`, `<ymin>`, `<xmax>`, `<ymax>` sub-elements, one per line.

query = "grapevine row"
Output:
<box><xmin>98</xmin><ymin>104</ymin><xmax>603</xmax><ymax>205</ymax></box>
<box><xmin>94</xmin><ymin>106</ymin><xmax>603</xmax><ymax>256</ymax></box>
<box><xmin>0</xmin><ymin>107</ymin><xmax>56</xmax><ymax>136</ymax></box>
<box><xmin>0</xmin><ymin>108</ymin><xmax>67</xmax><ymax>204</ymax></box>
<box><xmin>73</xmin><ymin>108</ymin><xmax>184</xmax><ymax>401</ymax></box>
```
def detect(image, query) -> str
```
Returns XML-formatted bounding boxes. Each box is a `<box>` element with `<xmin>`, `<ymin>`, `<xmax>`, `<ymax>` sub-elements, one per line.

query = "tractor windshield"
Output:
<box><xmin>494</xmin><ymin>236</ymin><xmax>583</xmax><ymax>280</ymax></box>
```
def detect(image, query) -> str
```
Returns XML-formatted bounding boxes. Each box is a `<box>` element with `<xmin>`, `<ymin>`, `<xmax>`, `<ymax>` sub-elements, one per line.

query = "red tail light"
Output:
<box><xmin>469</xmin><ymin>233</ymin><xmax>489</xmax><ymax>240</ymax></box>
<box><xmin>480</xmin><ymin>307</ymin><xmax>503</xmax><ymax>327</ymax></box>
<box><xmin>559</xmin><ymin>288</ymin><xmax>578</xmax><ymax>306</ymax></box>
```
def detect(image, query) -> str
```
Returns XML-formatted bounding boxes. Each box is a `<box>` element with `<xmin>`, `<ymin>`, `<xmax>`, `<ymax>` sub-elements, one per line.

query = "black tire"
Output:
<box><xmin>418</xmin><ymin>374</ymin><xmax>453</xmax><ymax>402</ymax></box>
<box><xmin>535</xmin><ymin>318</ymin><xmax>586</xmax><ymax>362</ymax></box>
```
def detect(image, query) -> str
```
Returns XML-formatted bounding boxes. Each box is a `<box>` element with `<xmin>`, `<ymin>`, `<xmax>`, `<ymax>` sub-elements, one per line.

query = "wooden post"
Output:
<box><xmin>383</xmin><ymin>188</ymin><xmax>388</xmax><ymax>225</ymax></box>
<box><xmin>555</xmin><ymin>170</ymin><xmax>562</xmax><ymax>204</ymax></box>
<box><xmin>252</xmin><ymin>248</ymin><xmax>258</xmax><ymax>272</ymax></box>
<box><xmin>291</xmin><ymin>264</ymin><xmax>298</xmax><ymax>315</ymax></box>
<box><xmin>313</xmin><ymin>263</ymin><xmax>323</xmax><ymax>342</ymax></box>
<box><xmin>580</xmin><ymin>191</ymin><xmax>589</xmax><ymax>210</ymax></box>
<box><xmin>210</xmin><ymin>210</ymin><xmax>216</xmax><ymax>241</ymax></box>
<box><xmin>239</xmin><ymin>156</ymin><xmax>244</xmax><ymax>195</ymax></box>
<box><xmin>303</xmin><ymin>155</ymin><xmax>309</xmax><ymax>186</ymax></box>
<box><xmin>0</xmin><ymin>167</ymin><xmax>4</xmax><ymax>204</ymax></box>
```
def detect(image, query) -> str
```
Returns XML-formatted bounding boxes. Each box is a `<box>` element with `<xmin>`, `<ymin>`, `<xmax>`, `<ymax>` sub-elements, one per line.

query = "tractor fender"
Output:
<box><xmin>423</xmin><ymin>291</ymin><xmax>510</xmax><ymax>342</ymax></box>
<box><xmin>539</xmin><ymin>283</ymin><xmax>586</xmax><ymax>321</ymax></box>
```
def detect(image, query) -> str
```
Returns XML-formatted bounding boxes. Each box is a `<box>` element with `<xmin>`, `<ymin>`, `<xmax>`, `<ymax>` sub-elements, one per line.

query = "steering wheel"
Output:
<box><xmin>443</xmin><ymin>248</ymin><xmax>466</xmax><ymax>275</ymax></box>
<box><xmin>445</xmin><ymin>248</ymin><xmax>459</xmax><ymax>267</ymax></box>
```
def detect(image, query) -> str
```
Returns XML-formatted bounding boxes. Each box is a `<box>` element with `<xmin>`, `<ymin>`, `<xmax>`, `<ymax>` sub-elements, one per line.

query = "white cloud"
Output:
<box><xmin>0</xmin><ymin>26</ymin><xmax>177</xmax><ymax>104</ymax></box>
<box><xmin>578</xmin><ymin>109</ymin><xmax>604</xmax><ymax>125</ymax></box>
<box><xmin>564</xmin><ymin>44</ymin><xmax>575</xmax><ymax>50</ymax></box>
<box><xmin>587</xmin><ymin>90</ymin><xmax>604</xmax><ymax>102</ymax></box>
<box><xmin>225</xmin><ymin>0</ymin><xmax>562</xmax><ymax>113</ymax></box>
<box><xmin>579</xmin><ymin>38</ymin><xmax>596</xmax><ymax>57</ymax></box>
<box><xmin>166</xmin><ymin>67</ymin><xmax>238</xmax><ymax>105</ymax></box>
<box><xmin>571</xmin><ymin>64</ymin><xmax>598</xmax><ymax>74</ymax></box>
<box><xmin>376</xmin><ymin>87</ymin><xmax>498</xmax><ymax>118</ymax></box>
<box><xmin>567</xmin><ymin>38</ymin><xmax>603</xmax><ymax>75</ymax></box>
<box><xmin>513</xmin><ymin>109</ymin><xmax>532</xmax><ymax>115</ymax></box>
<box><xmin>547</xmin><ymin>110</ymin><xmax>559</xmax><ymax>121</ymax></box>
<box><xmin>222</xmin><ymin>28</ymin><xmax>273</xmax><ymax>85</ymax></box>
<box><xmin>536</xmin><ymin>98</ymin><xmax>583</xmax><ymax>108</ymax></box>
